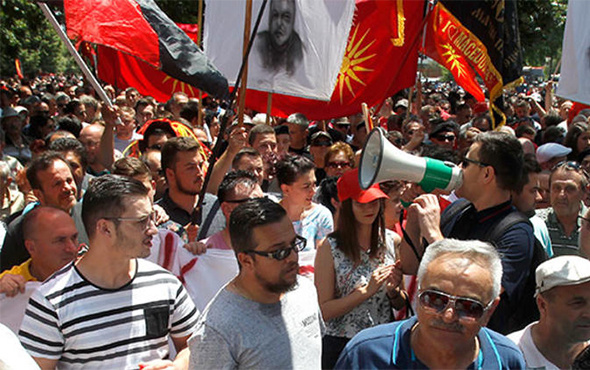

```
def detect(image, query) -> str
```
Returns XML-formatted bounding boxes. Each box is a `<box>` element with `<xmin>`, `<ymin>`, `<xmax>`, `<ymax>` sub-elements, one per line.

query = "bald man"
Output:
<box><xmin>0</xmin><ymin>207</ymin><xmax>79</xmax><ymax>296</ymax></box>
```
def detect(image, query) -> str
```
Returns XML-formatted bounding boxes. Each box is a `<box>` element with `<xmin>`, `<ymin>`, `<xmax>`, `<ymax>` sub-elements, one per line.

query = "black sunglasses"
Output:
<box><xmin>244</xmin><ymin>235</ymin><xmax>306</xmax><ymax>261</ymax></box>
<box><xmin>460</xmin><ymin>157</ymin><xmax>490</xmax><ymax>168</ymax></box>
<box><xmin>418</xmin><ymin>289</ymin><xmax>493</xmax><ymax>320</ymax></box>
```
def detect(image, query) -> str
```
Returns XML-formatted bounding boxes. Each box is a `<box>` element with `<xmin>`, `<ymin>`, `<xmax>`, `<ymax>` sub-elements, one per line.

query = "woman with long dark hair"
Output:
<box><xmin>315</xmin><ymin>169</ymin><xmax>404</xmax><ymax>368</ymax></box>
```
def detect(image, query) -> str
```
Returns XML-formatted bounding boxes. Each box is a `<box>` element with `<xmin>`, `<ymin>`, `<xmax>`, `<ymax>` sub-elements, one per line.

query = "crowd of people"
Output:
<box><xmin>0</xmin><ymin>70</ymin><xmax>589</xmax><ymax>369</ymax></box>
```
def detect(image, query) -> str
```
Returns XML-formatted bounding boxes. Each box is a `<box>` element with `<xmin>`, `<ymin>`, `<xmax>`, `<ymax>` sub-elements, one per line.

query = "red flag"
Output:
<box><xmin>422</xmin><ymin>4</ymin><xmax>485</xmax><ymax>102</ymax></box>
<box><xmin>244</xmin><ymin>0</ymin><xmax>425</xmax><ymax>119</ymax></box>
<box><xmin>97</xmin><ymin>45</ymin><xmax>201</xmax><ymax>102</ymax></box>
<box><xmin>64</xmin><ymin>0</ymin><xmax>228</xmax><ymax>99</ymax></box>
<box><xmin>15</xmin><ymin>59</ymin><xmax>23</xmax><ymax>79</ymax></box>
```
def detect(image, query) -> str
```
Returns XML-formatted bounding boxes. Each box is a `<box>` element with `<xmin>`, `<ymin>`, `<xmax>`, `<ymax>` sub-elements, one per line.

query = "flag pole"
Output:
<box><xmin>266</xmin><ymin>93</ymin><xmax>272</xmax><ymax>125</ymax></box>
<box><xmin>38</xmin><ymin>3</ymin><xmax>114</xmax><ymax>108</ymax></box>
<box><xmin>197</xmin><ymin>0</ymin><xmax>205</xmax><ymax>128</ymax></box>
<box><xmin>237</xmin><ymin>0</ymin><xmax>254</xmax><ymax>126</ymax></box>
<box><xmin>193</xmin><ymin>0</ymin><xmax>268</xmax><ymax>226</ymax></box>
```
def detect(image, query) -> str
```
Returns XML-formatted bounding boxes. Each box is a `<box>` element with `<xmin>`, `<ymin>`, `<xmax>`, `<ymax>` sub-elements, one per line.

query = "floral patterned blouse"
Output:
<box><xmin>324</xmin><ymin>229</ymin><xmax>396</xmax><ymax>338</ymax></box>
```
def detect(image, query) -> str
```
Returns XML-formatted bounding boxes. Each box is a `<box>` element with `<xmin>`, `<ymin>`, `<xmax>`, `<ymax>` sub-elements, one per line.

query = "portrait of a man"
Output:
<box><xmin>256</xmin><ymin>0</ymin><xmax>303</xmax><ymax>76</ymax></box>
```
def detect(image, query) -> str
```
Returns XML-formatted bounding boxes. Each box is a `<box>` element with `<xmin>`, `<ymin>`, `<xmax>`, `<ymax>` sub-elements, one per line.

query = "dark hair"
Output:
<box><xmin>56</xmin><ymin>116</ymin><xmax>82</xmax><ymax>137</ymax></box>
<box><xmin>518</xmin><ymin>153</ymin><xmax>542</xmax><ymax>195</ymax></box>
<box><xmin>421</xmin><ymin>144</ymin><xmax>460</xmax><ymax>164</ymax></box>
<box><xmin>564</xmin><ymin>122</ymin><xmax>589</xmax><ymax>160</ymax></box>
<box><xmin>138</xmin><ymin>120</ymin><xmax>176</xmax><ymax>152</ymax></box>
<box><xmin>161</xmin><ymin>136</ymin><xmax>201</xmax><ymax>175</ymax></box>
<box><xmin>63</xmin><ymin>99</ymin><xmax>82</xmax><ymax>115</ymax></box>
<box><xmin>232</xmin><ymin>147</ymin><xmax>262</xmax><ymax>169</ymax></box>
<box><xmin>229</xmin><ymin>197</ymin><xmax>287</xmax><ymax>255</ymax></box>
<box><xmin>180</xmin><ymin>101</ymin><xmax>200</xmax><ymax>122</ymax></box>
<box><xmin>82</xmin><ymin>174</ymin><xmax>149</xmax><ymax>238</ymax></box>
<box><xmin>332</xmin><ymin>198</ymin><xmax>386</xmax><ymax>264</ymax></box>
<box><xmin>248</xmin><ymin>124</ymin><xmax>275</xmax><ymax>146</ymax></box>
<box><xmin>217</xmin><ymin>170</ymin><xmax>259</xmax><ymax>203</ymax></box>
<box><xmin>28</xmin><ymin>115</ymin><xmax>54</xmax><ymax>140</ymax></box>
<box><xmin>315</xmin><ymin>176</ymin><xmax>339</xmax><ymax>214</ymax></box>
<box><xmin>26</xmin><ymin>151</ymin><xmax>68</xmax><ymax>190</ymax></box>
<box><xmin>275</xmin><ymin>154</ymin><xmax>315</xmax><ymax>186</ymax></box>
<box><xmin>475</xmin><ymin>131</ymin><xmax>525</xmax><ymax>192</ymax></box>
<box><xmin>542</xmin><ymin>125</ymin><xmax>565</xmax><ymax>144</ymax></box>
<box><xmin>515</xmin><ymin>124</ymin><xmax>535</xmax><ymax>138</ymax></box>
<box><xmin>542</xmin><ymin>114</ymin><xmax>562</xmax><ymax>128</ymax></box>
<box><xmin>48</xmin><ymin>137</ymin><xmax>88</xmax><ymax>170</ymax></box>
<box><xmin>111</xmin><ymin>157</ymin><xmax>151</xmax><ymax>179</ymax></box>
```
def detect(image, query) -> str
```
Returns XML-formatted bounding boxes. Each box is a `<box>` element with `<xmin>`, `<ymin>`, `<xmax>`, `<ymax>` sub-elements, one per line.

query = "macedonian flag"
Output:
<box><xmin>244</xmin><ymin>0</ymin><xmax>425</xmax><ymax>119</ymax></box>
<box><xmin>424</xmin><ymin>0</ymin><xmax>523</xmax><ymax>128</ymax></box>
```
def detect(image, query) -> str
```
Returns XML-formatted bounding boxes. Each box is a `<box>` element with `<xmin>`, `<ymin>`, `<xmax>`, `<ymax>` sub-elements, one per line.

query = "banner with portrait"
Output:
<box><xmin>204</xmin><ymin>0</ymin><xmax>355</xmax><ymax>101</ymax></box>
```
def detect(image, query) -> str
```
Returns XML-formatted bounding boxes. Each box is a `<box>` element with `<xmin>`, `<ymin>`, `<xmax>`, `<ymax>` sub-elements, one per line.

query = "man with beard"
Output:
<box><xmin>19</xmin><ymin>175</ymin><xmax>198</xmax><ymax>369</ymax></box>
<box><xmin>156</xmin><ymin>137</ymin><xmax>225</xmax><ymax>242</ymax></box>
<box><xmin>189</xmin><ymin>198</ymin><xmax>323</xmax><ymax>368</ymax></box>
<box><xmin>336</xmin><ymin>239</ymin><xmax>525</xmax><ymax>369</ymax></box>
<box><xmin>508</xmin><ymin>256</ymin><xmax>590</xmax><ymax>369</ymax></box>
<box><xmin>255</xmin><ymin>0</ymin><xmax>303</xmax><ymax>76</ymax></box>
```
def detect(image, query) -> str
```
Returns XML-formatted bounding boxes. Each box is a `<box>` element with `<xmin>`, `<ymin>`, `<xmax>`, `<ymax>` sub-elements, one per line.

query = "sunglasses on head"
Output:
<box><xmin>418</xmin><ymin>289</ymin><xmax>493</xmax><ymax>320</ymax></box>
<box><xmin>244</xmin><ymin>235</ymin><xmax>307</xmax><ymax>261</ymax></box>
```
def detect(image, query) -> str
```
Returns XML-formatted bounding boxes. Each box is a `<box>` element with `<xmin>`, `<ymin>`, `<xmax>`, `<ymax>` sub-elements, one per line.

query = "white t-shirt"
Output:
<box><xmin>507</xmin><ymin>322</ymin><xmax>559</xmax><ymax>370</ymax></box>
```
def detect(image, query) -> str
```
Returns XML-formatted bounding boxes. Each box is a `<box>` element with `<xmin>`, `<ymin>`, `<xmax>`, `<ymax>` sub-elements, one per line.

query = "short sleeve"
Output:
<box><xmin>19</xmin><ymin>289</ymin><xmax>65</xmax><ymax>360</ymax></box>
<box><xmin>170</xmin><ymin>283</ymin><xmax>199</xmax><ymax>338</ymax></box>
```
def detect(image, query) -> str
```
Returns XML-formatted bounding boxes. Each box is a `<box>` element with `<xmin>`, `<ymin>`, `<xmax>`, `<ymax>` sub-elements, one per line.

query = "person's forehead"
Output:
<box><xmin>422</xmin><ymin>255</ymin><xmax>493</xmax><ymax>298</ymax></box>
<box><xmin>271</xmin><ymin>0</ymin><xmax>294</xmax><ymax>12</ymax></box>
<box><xmin>63</xmin><ymin>151</ymin><xmax>82</xmax><ymax>165</ymax></box>
<box><xmin>551</xmin><ymin>280</ymin><xmax>590</xmax><ymax>300</ymax></box>
<box><xmin>252</xmin><ymin>216</ymin><xmax>295</xmax><ymax>250</ymax></box>
<box><xmin>551</xmin><ymin>169</ymin><xmax>584</xmax><ymax>185</ymax></box>
<box><xmin>121</xmin><ymin>195</ymin><xmax>152</xmax><ymax>215</ymax></box>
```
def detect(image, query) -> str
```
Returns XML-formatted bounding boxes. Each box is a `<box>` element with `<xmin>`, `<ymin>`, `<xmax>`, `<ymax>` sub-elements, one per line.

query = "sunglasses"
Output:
<box><xmin>418</xmin><ymin>289</ymin><xmax>493</xmax><ymax>320</ymax></box>
<box><xmin>460</xmin><ymin>157</ymin><xmax>490</xmax><ymax>168</ymax></box>
<box><xmin>327</xmin><ymin>161</ymin><xmax>351</xmax><ymax>169</ymax></box>
<box><xmin>224</xmin><ymin>196</ymin><xmax>265</xmax><ymax>204</ymax></box>
<box><xmin>433</xmin><ymin>134</ymin><xmax>456</xmax><ymax>142</ymax></box>
<box><xmin>551</xmin><ymin>160</ymin><xmax>581</xmax><ymax>172</ymax></box>
<box><xmin>312</xmin><ymin>141</ymin><xmax>332</xmax><ymax>147</ymax></box>
<box><xmin>244</xmin><ymin>235</ymin><xmax>306</xmax><ymax>261</ymax></box>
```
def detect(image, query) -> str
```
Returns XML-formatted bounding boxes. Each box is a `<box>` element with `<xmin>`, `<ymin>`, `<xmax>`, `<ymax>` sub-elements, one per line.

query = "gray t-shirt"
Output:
<box><xmin>188</xmin><ymin>276</ymin><xmax>323</xmax><ymax>369</ymax></box>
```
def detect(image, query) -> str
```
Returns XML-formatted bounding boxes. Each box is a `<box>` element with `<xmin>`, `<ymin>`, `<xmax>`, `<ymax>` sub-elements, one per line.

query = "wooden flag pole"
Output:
<box><xmin>362</xmin><ymin>102</ymin><xmax>374</xmax><ymax>131</ymax></box>
<box><xmin>197</xmin><ymin>0</ymin><xmax>205</xmax><ymax>127</ymax></box>
<box><xmin>266</xmin><ymin>93</ymin><xmax>273</xmax><ymax>125</ymax></box>
<box><xmin>237</xmin><ymin>0</ymin><xmax>253</xmax><ymax>126</ymax></box>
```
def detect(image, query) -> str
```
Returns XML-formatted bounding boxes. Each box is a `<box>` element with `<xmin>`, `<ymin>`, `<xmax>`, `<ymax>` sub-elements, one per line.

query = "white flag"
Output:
<box><xmin>556</xmin><ymin>0</ymin><xmax>590</xmax><ymax>104</ymax></box>
<box><xmin>204</xmin><ymin>0</ymin><xmax>355</xmax><ymax>101</ymax></box>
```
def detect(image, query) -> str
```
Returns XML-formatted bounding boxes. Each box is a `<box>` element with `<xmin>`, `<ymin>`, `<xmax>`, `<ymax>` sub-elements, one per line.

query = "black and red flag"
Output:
<box><xmin>423</xmin><ymin>0</ymin><xmax>523</xmax><ymax>128</ymax></box>
<box><xmin>64</xmin><ymin>0</ymin><xmax>229</xmax><ymax>100</ymax></box>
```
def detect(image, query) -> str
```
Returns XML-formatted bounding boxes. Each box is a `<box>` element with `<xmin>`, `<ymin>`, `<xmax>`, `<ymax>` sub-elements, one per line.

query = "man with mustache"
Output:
<box><xmin>336</xmin><ymin>239</ymin><xmax>525</xmax><ymax>369</ymax></box>
<box><xmin>255</xmin><ymin>0</ymin><xmax>303</xmax><ymax>76</ymax></box>
<box><xmin>19</xmin><ymin>175</ymin><xmax>198</xmax><ymax>369</ymax></box>
<box><xmin>508</xmin><ymin>256</ymin><xmax>590</xmax><ymax>369</ymax></box>
<box><xmin>189</xmin><ymin>198</ymin><xmax>323</xmax><ymax>368</ymax></box>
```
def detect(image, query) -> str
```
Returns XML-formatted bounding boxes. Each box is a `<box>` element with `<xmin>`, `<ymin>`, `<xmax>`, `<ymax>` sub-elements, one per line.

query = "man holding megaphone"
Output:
<box><xmin>360</xmin><ymin>129</ymin><xmax>535</xmax><ymax>335</ymax></box>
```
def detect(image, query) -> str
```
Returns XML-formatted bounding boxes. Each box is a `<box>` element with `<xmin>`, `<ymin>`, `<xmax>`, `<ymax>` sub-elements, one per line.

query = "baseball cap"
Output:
<box><xmin>0</xmin><ymin>107</ymin><xmax>20</xmax><ymax>120</ymax></box>
<box><xmin>536</xmin><ymin>143</ymin><xmax>572</xmax><ymax>164</ymax></box>
<box><xmin>394</xmin><ymin>99</ymin><xmax>409</xmax><ymax>109</ymax></box>
<box><xmin>535</xmin><ymin>255</ymin><xmax>590</xmax><ymax>296</ymax></box>
<box><xmin>311</xmin><ymin>131</ymin><xmax>333</xmax><ymax>146</ymax></box>
<box><xmin>337</xmin><ymin>169</ymin><xmax>388</xmax><ymax>203</ymax></box>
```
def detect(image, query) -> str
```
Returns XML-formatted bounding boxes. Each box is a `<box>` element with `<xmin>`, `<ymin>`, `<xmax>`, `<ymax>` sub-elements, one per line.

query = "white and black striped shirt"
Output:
<box><xmin>19</xmin><ymin>259</ymin><xmax>198</xmax><ymax>369</ymax></box>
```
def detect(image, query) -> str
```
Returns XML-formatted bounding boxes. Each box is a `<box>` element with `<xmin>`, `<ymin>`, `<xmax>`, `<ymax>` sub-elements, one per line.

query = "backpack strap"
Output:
<box><xmin>484</xmin><ymin>210</ymin><xmax>532</xmax><ymax>245</ymax></box>
<box><xmin>440</xmin><ymin>198</ymin><xmax>471</xmax><ymax>236</ymax></box>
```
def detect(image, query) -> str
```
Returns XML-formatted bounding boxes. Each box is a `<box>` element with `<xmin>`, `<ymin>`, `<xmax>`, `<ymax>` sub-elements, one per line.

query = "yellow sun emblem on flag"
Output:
<box><xmin>336</xmin><ymin>26</ymin><xmax>376</xmax><ymax>104</ymax></box>
<box><xmin>441</xmin><ymin>44</ymin><xmax>467</xmax><ymax>78</ymax></box>
<box><xmin>163</xmin><ymin>76</ymin><xmax>198</xmax><ymax>96</ymax></box>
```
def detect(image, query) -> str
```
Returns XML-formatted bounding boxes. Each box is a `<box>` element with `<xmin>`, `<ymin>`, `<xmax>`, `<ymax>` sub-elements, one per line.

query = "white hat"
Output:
<box><xmin>536</xmin><ymin>143</ymin><xmax>572</xmax><ymax>164</ymax></box>
<box><xmin>535</xmin><ymin>256</ymin><xmax>590</xmax><ymax>296</ymax></box>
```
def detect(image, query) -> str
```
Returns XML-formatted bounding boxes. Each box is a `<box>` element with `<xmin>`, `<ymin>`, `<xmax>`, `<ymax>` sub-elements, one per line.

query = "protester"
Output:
<box><xmin>508</xmin><ymin>256</ymin><xmax>590</xmax><ymax>369</ymax></box>
<box><xmin>315</xmin><ymin>169</ymin><xmax>404</xmax><ymax>368</ymax></box>
<box><xmin>19</xmin><ymin>175</ymin><xmax>197</xmax><ymax>369</ymax></box>
<box><xmin>188</xmin><ymin>198</ymin><xmax>323</xmax><ymax>368</ymax></box>
<box><xmin>335</xmin><ymin>239</ymin><xmax>525</xmax><ymax>369</ymax></box>
<box><xmin>0</xmin><ymin>207</ymin><xmax>78</xmax><ymax>296</ymax></box>
<box><xmin>536</xmin><ymin>160</ymin><xmax>588</xmax><ymax>256</ymax></box>
<box><xmin>275</xmin><ymin>154</ymin><xmax>333</xmax><ymax>250</ymax></box>
<box><xmin>399</xmin><ymin>131</ymin><xmax>535</xmax><ymax>334</ymax></box>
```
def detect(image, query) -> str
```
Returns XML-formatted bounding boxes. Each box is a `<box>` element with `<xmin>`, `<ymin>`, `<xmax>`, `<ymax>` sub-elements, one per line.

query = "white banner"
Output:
<box><xmin>204</xmin><ymin>0</ymin><xmax>355</xmax><ymax>101</ymax></box>
<box><xmin>0</xmin><ymin>282</ymin><xmax>41</xmax><ymax>334</ymax></box>
<box><xmin>556</xmin><ymin>0</ymin><xmax>590</xmax><ymax>104</ymax></box>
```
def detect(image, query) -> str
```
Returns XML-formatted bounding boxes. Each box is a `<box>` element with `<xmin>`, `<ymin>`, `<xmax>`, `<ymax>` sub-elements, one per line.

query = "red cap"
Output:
<box><xmin>337</xmin><ymin>169</ymin><xmax>389</xmax><ymax>203</ymax></box>
<box><xmin>473</xmin><ymin>102</ymin><xmax>489</xmax><ymax>115</ymax></box>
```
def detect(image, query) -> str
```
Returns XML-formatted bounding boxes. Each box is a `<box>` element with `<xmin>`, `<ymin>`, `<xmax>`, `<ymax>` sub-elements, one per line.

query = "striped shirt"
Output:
<box><xmin>19</xmin><ymin>259</ymin><xmax>198</xmax><ymax>369</ymax></box>
<box><xmin>536</xmin><ymin>206</ymin><xmax>586</xmax><ymax>257</ymax></box>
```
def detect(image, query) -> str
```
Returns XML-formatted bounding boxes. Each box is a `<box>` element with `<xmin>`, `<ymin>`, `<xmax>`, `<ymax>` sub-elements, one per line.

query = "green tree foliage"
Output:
<box><xmin>0</xmin><ymin>0</ymin><xmax>77</xmax><ymax>77</ymax></box>
<box><xmin>156</xmin><ymin>0</ymin><xmax>200</xmax><ymax>25</ymax></box>
<box><xmin>518</xmin><ymin>0</ymin><xmax>567</xmax><ymax>67</ymax></box>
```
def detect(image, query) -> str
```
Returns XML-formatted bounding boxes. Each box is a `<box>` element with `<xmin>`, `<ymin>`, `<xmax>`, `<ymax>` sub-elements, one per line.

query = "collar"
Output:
<box><xmin>391</xmin><ymin>317</ymin><xmax>502</xmax><ymax>369</ymax></box>
<box><xmin>474</xmin><ymin>199</ymin><xmax>514</xmax><ymax>223</ymax></box>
